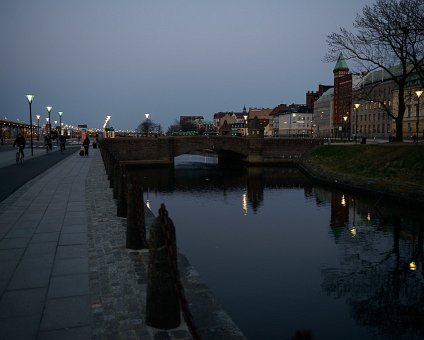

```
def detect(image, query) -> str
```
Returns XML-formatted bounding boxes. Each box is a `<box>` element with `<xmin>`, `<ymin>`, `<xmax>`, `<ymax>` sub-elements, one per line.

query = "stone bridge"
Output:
<box><xmin>100</xmin><ymin>136</ymin><xmax>322</xmax><ymax>167</ymax></box>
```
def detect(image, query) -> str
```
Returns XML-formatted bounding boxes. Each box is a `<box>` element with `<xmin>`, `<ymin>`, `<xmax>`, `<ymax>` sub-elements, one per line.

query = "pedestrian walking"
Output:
<box><xmin>83</xmin><ymin>135</ymin><xmax>90</xmax><ymax>156</ymax></box>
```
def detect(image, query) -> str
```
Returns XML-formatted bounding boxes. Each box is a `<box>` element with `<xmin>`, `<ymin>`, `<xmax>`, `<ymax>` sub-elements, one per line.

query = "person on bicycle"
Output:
<box><xmin>44</xmin><ymin>135</ymin><xmax>52</xmax><ymax>150</ymax></box>
<box><xmin>59</xmin><ymin>134</ymin><xmax>66</xmax><ymax>151</ymax></box>
<box><xmin>13</xmin><ymin>133</ymin><xmax>26</xmax><ymax>158</ymax></box>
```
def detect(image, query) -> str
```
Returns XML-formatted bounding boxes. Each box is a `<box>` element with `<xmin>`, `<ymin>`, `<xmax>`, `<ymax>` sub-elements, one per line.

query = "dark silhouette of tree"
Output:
<box><xmin>326</xmin><ymin>0</ymin><xmax>424</xmax><ymax>142</ymax></box>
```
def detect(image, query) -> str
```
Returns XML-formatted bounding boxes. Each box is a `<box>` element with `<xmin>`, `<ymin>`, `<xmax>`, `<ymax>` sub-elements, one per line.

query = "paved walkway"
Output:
<box><xmin>0</xmin><ymin>147</ymin><xmax>245</xmax><ymax>340</ymax></box>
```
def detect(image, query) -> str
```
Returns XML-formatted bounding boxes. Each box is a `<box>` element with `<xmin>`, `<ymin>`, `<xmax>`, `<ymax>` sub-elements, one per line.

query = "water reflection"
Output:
<box><xmin>133</xmin><ymin>156</ymin><xmax>424</xmax><ymax>339</ymax></box>
<box><xmin>321</xmin><ymin>194</ymin><xmax>424</xmax><ymax>339</ymax></box>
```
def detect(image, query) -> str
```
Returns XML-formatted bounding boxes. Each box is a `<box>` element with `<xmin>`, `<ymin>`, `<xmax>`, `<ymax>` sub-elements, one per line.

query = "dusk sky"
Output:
<box><xmin>1</xmin><ymin>0</ymin><xmax>374</xmax><ymax>131</ymax></box>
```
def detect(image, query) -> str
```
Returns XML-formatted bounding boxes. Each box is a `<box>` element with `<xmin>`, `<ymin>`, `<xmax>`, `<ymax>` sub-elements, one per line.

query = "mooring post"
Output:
<box><xmin>126</xmin><ymin>171</ymin><xmax>148</xmax><ymax>250</ymax></box>
<box><xmin>146</xmin><ymin>204</ymin><xmax>180</xmax><ymax>329</ymax></box>
<box><xmin>116</xmin><ymin>164</ymin><xmax>127</xmax><ymax>218</ymax></box>
<box><xmin>113</xmin><ymin>161</ymin><xmax>120</xmax><ymax>199</ymax></box>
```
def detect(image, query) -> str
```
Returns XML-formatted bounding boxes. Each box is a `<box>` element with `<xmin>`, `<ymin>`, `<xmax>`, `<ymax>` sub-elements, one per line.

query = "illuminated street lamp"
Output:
<box><xmin>46</xmin><ymin>106</ymin><xmax>52</xmax><ymax>138</ymax></box>
<box><xmin>58</xmin><ymin>111</ymin><xmax>63</xmax><ymax>135</ymax></box>
<box><xmin>343</xmin><ymin>115</ymin><xmax>348</xmax><ymax>141</ymax></box>
<box><xmin>354</xmin><ymin>103</ymin><xmax>360</xmax><ymax>144</ymax></box>
<box><xmin>416</xmin><ymin>90</ymin><xmax>423</xmax><ymax>143</ymax></box>
<box><xmin>25</xmin><ymin>94</ymin><xmax>34</xmax><ymax>156</ymax></box>
<box><xmin>243</xmin><ymin>115</ymin><xmax>248</xmax><ymax>136</ymax></box>
<box><xmin>145</xmin><ymin>113</ymin><xmax>150</xmax><ymax>136</ymax></box>
<box><xmin>36</xmin><ymin>114</ymin><xmax>40</xmax><ymax>141</ymax></box>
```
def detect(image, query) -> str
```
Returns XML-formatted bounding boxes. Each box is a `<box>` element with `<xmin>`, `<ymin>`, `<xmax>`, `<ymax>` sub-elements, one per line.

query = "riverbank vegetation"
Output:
<box><xmin>303</xmin><ymin>145</ymin><xmax>424</xmax><ymax>204</ymax></box>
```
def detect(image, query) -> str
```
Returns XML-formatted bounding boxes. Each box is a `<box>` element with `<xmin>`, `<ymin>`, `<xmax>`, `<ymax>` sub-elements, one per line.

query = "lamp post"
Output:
<box><xmin>354</xmin><ymin>103</ymin><xmax>360</xmax><ymax>144</ymax></box>
<box><xmin>144</xmin><ymin>113</ymin><xmax>150</xmax><ymax>136</ymax></box>
<box><xmin>25</xmin><ymin>95</ymin><xmax>34</xmax><ymax>156</ymax></box>
<box><xmin>46</xmin><ymin>106</ymin><xmax>52</xmax><ymax>139</ymax></box>
<box><xmin>343</xmin><ymin>115</ymin><xmax>348</xmax><ymax>141</ymax></box>
<box><xmin>243</xmin><ymin>114</ymin><xmax>248</xmax><ymax>136</ymax></box>
<box><xmin>58</xmin><ymin>111</ymin><xmax>63</xmax><ymax>136</ymax></box>
<box><xmin>416</xmin><ymin>90</ymin><xmax>423</xmax><ymax>143</ymax></box>
<box><xmin>36</xmin><ymin>114</ymin><xmax>40</xmax><ymax>141</ymax></box>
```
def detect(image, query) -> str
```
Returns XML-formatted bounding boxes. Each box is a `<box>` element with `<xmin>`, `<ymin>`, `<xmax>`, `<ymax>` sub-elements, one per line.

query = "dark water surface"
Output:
<box><xmin>137</xmin><ymin>154</ymin><xmax>424</xmax><ymax>340</ymax></box>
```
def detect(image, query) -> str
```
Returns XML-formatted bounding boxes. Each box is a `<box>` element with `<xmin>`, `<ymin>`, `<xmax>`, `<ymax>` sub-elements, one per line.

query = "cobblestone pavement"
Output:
<box><xmin>0</xmin><ymin>146</ymin><xmax>246</xmax><ymax>340</ymax></box>
<box><xmin>86</xmin><ymin>150</ymin><xmax>246</xmax><ymax>340</ymax></box>
<box><xmin>86</xmin><ymin>151</ymin><xmax>192</xmax><ymax>340</ymax></box>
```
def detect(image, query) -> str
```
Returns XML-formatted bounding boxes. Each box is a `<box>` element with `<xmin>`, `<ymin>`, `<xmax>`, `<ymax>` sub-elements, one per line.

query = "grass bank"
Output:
<box><xmin>302</xmin><ymin>144</ymin><xmax>424</xmax><ymax>206</ymax></box>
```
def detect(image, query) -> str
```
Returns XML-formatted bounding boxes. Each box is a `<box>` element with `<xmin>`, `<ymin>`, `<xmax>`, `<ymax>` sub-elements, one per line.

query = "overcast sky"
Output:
<box><xmin>1</xmin><ymin>0</ymin><xmax>374</xmax><ymax>131</ymax></box>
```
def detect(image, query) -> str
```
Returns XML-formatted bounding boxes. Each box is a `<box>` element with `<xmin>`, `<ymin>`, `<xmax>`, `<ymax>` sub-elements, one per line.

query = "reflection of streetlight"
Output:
<box><xmin>58</xmin><ymin>111</ymin><xmax>63</xmax><ymax>135</ymax></box>
<box><xmin>46</xmin><ymin>106</ymin><xmax>52</xmax><ymax>139</ymax></box>
<box><xmin>26</xmin><ymin>94</ymin><xmax>34</xmax><ymax>156</ymax></box>
<box><xmin>350</xmin><ymin>198</ymin><xmax>357</xmax><ymax>237</ymax></box>
<box><xmin>36</xmin><ymin>114</ymin><xmax>40</xmax><ymax>141</ymax></box>
<box><xmin>416</xmin><ymin>90</ymin><xmax>423</xmax><ymax>143</ymax></box>
<box><xmin>354</xmin><ymin>103</ymin><xmax>360</xmax><ymax>144</ymax></box>
<box><xmin>242</xmin><ymin>190</ymin><xmax>248</xmax><ymax>215</ymax></box>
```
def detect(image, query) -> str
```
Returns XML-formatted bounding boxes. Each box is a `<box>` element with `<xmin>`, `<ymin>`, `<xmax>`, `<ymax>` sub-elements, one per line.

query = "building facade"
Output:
<box><xmin>333</xmin><ymin>53</ymin><xmax>352</xmax><ymax>138</ymax></box>
<box><xmin>312</xmin><ymin>88</ymin><xmax>334</xmax><ymax>138</ymax></box>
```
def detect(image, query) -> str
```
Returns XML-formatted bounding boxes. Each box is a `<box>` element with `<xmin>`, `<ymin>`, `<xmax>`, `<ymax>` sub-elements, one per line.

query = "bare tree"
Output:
<box><xmin>326</xmin><ymin>0</ymin><xmax>424</xmax><ymax>142</ymax></box>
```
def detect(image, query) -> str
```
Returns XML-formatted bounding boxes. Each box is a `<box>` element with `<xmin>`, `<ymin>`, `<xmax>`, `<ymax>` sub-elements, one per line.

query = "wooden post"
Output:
<box><xmin>146</xmin><ymin>205</ymin><xmax>180</xmax><ymax>329</ymax></box>
<box><xmin>126</xmin><ymin>171</ymin><xmax>148</xmax><ymax>249</ymax></box>
<box><xmin>116</xmin><ymin>164</ymin><xmax>127</xmax><ymax>218</ymax></box>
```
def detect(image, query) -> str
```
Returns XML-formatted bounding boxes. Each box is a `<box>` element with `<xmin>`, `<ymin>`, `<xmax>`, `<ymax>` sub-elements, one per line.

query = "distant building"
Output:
<box><xmin>179</xmin><ymin>115</ymin><xmax>204</xmax><ymax>126</ymax></box>
<box><xmin>247</xmin><ymin>107</ymin><xmax>273</xmax><ymax>136</ymax></box>
<box><xmin>313</xmin><ymin>88</ymin><xmax>334</xmax><ymax>137</ymax></box>
<box><xmin>333</xmin><ymin>52</ymin><xmax>353</xmax><ymax>138</ymax></box>
<box><xmin>273</xmin><ymin>104</ymin><xmax>313</xmax><ymax>137</ymax></box>
<box><xmin>306</xmin><ymin>84</ymin><xmax>333</xmax><ymax>112</ymax></box>
<box><xmin>213</xmin><ymin>106</ymin><xmax>248</xmax><ymax>135</ymax></box>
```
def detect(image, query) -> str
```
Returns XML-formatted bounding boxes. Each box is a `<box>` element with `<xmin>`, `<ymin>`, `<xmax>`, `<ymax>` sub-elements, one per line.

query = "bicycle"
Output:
<box><xmin>45</xmin><ymin>141</ymin><xmax>52</xmax><ymax>154</ymax></box>
<box><xmin>16</xmin><ymin>146</ymin><xmax>24</xmax><ymax>165</ymax></box>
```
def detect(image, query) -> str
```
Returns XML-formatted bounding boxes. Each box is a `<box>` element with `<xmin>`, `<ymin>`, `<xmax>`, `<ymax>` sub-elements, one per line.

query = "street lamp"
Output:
<box><xmin>416</xmin><ymin>90</ymin><xmax>423</xmax><ymax>143</ymax></box>
<box><xmin>343</xmin><ymin>115</ymin><xmax>348</xmax><ymax>141</ymax></box>
<box><xmin>144</xmin><ymin>113</ymin><xmax>150</xmax><ymax>136</ymax></box>
<box><xmin>36</xmin><ymin>114</ymin><xmax>40</xmax><ymax>141</ymax></box>
<box><xmin>354</xmin><ymin>103</ymin><xmax>360</xmax><ymax>144</ymax></box>
<box><xmin>25</xmin><ymin>94</ymin><xmax>34</xmax><ymax>156</ymax></box>
<box><xmin>58</xmin><ymin>112</ymin><xmax>63</xmax><ymax>136</ymax></box>
<box><xmin>243</xmin><ymin>114</ymin><xmax>248</xmax><ymax>136</ymax></box>
<box><xmin>46</xmin><ymin>106</ymin><xmax>52</xmax><ymax>139</ymax></box>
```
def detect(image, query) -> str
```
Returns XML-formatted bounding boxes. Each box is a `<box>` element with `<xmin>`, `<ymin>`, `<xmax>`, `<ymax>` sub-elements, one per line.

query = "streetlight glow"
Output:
<box><xmin>25</xmin><ymin>94</ymin><xmax>35</xmax><ymax>156</ymax></box>
<box><xmin>354</xmin><ymin>103</ymin><xmax>360</xmax><ymax>144</ymax></box>
<box><xmin>26</xmin><ymin>95</ymin><xmax>34</xmax><ymax>104</ymax></box>
<box><xmin>46</xmin><ymin>106</ymin><xmax>53</xmax><ymax>139</ymax></box>
<box><xmin>58</xmin><ymin>111</ymin><xmax>63</xmax><ymax>135</ymax></box>
<box><xmin>36</xmin><ymin>114</ymin><xmax>40</xmax><ymax>141</ymax></box>
<box><xmin>416</xmin><ymin>90</ymin><xmax>423</xmax><ymax>144</ymax></box>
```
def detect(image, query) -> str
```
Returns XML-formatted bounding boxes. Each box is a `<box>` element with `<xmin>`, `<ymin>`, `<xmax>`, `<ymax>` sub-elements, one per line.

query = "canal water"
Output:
<box><xmin>137</xmin><ymin>154</ymin><xmax>424</xmax><ymax>340</ymax></box>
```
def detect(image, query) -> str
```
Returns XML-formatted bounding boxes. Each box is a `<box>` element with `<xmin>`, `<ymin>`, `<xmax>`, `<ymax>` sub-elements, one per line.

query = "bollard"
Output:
<box><xmin>116</xmin><ymin>164</ymin><xmax>127</xmax><ymax>217</ymax></box>
<box><xmin>126</xmin><ymin>172</ymin><xmax>148</xmax><ymax>250</ymax></box>
<box><xmin>113</xmin><ymin>162</ymin><xmax>119</xmax><ymax>199</ymax></box>
<box><xmin>146</xmin><ymin>204</ymin><xmax>180</xmax><ymax>329</ymax></box>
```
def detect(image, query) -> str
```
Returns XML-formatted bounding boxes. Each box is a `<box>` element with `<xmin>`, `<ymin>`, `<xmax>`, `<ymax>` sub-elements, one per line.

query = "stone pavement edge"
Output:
<box><xmin>0</xmin><ymin>147</ymin><xmax>246</xmax><ymax>340</ymax></box>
